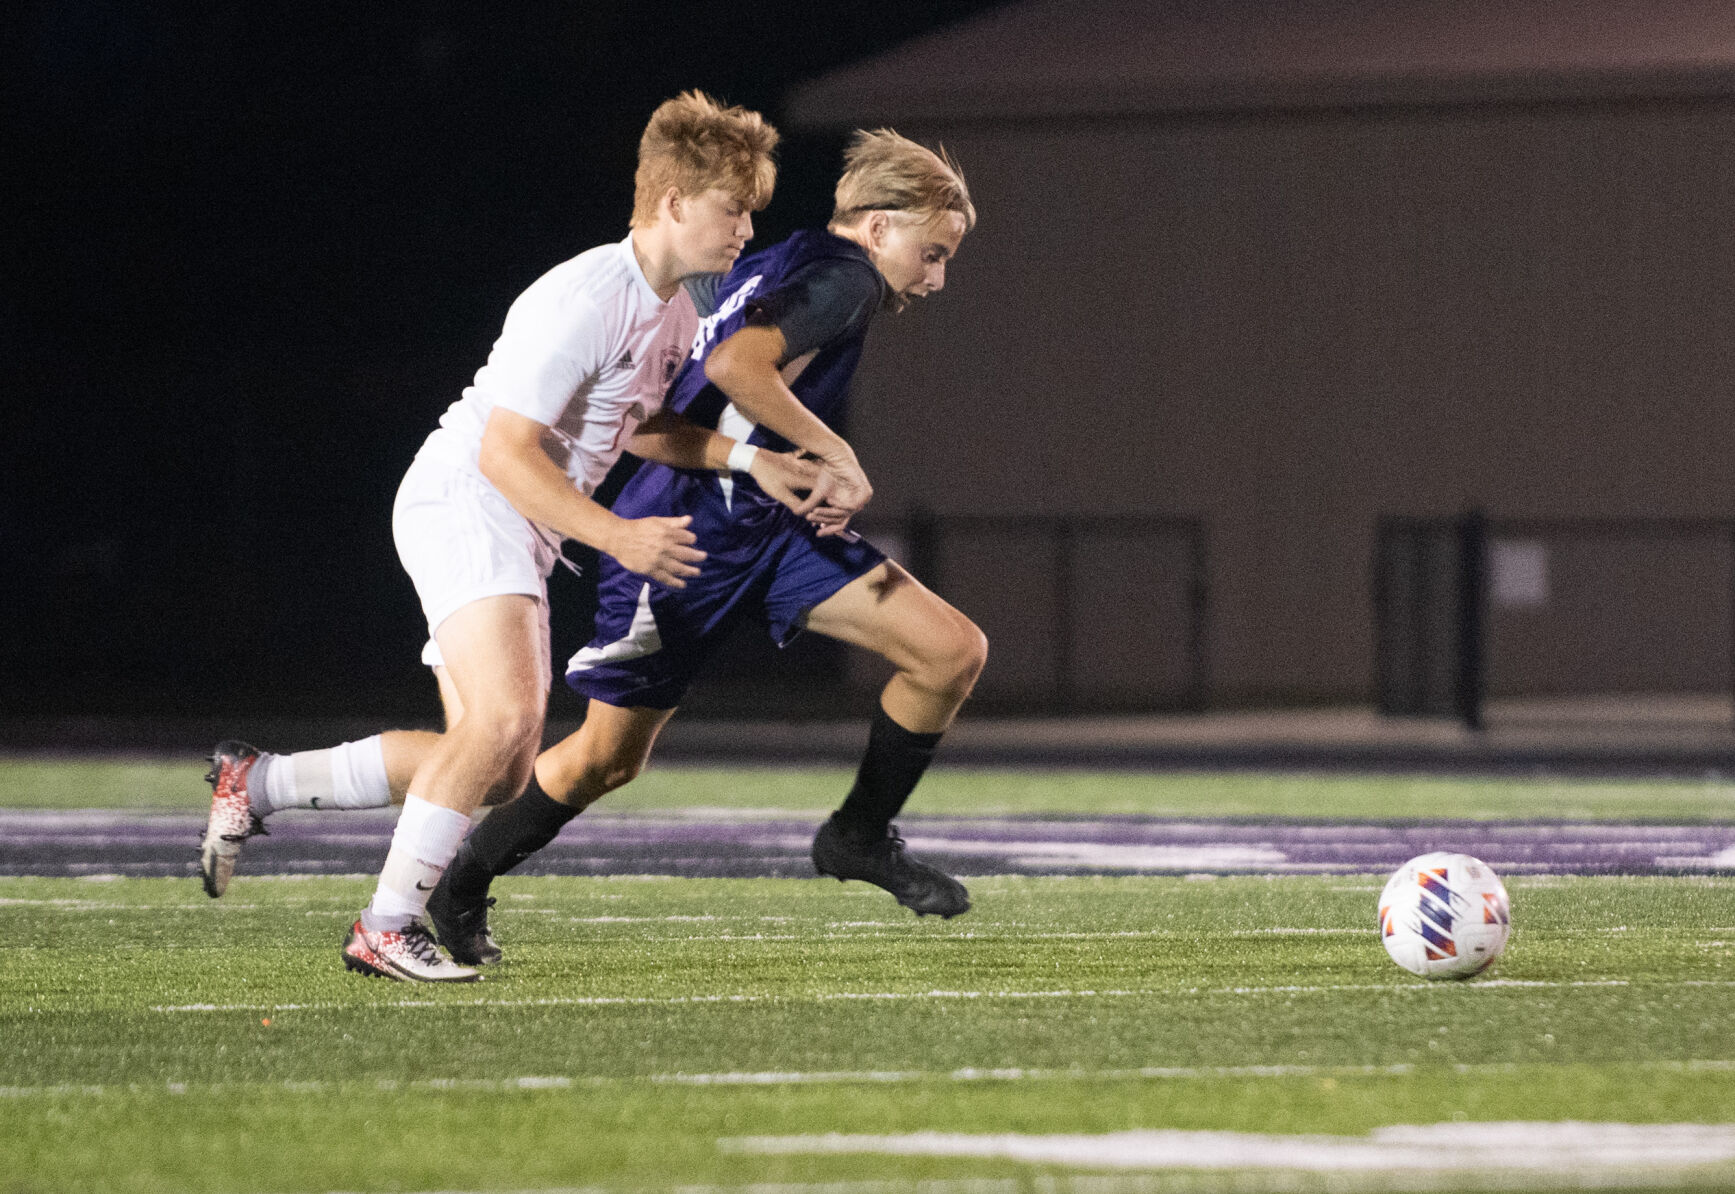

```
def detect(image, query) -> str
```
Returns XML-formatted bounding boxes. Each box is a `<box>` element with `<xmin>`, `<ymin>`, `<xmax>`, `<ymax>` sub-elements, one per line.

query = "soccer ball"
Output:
<box><xmin>1378</xmin><ymin>851</ymin><xmax>1510</xmax><ymax>979</ymax></box>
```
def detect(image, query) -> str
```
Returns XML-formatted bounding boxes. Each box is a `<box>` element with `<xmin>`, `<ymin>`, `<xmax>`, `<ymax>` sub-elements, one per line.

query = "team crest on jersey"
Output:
<box><xmin>660</xmin><ymin>345</ymin><xmax>684</xmax><ymax>387</ymax></box>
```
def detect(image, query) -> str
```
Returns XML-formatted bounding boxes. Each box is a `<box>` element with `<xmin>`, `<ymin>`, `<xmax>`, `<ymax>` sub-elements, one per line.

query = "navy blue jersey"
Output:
<box><xmin>568</xmin><ymin>229</ymin><xmax>892</xmax><ymax>706</ymax></box>
<box><xmin>651</xmin><ymin>228</ymin><xmax>884</xmax><ymax>517</ymax></box>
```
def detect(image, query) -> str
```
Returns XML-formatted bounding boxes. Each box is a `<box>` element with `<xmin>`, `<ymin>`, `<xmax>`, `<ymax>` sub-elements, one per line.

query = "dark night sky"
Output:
<box><xmin>8</xmin><ymin>1</ymin><xmax>1006</xmax><ymax>721</ymax></box>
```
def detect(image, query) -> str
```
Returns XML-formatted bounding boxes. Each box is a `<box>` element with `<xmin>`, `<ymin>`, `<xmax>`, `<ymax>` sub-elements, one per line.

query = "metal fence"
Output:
<box><xmin>1375</xmin><ymin>511</ymin><xmax>1735</xmax><ymax>729</ymax></box>
<box><xmin>887</xmin><ymin>511</ymin><xmax>1209</xmax><ymax>713</ymax></box>
<box><xmin>683</xmin><ymin>511</ymin><xmax>1210</xmax><ymax>716</ymax></box>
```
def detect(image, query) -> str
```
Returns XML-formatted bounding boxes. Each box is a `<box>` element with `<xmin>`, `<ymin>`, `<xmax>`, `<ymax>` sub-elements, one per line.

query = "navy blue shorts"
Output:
<box><xmin>565</xmin><ymin>469</ymin><xmax>885</xmax><ymax>709</ymax></box>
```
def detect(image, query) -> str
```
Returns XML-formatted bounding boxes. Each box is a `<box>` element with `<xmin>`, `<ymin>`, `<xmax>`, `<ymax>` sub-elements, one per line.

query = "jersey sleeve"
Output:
<box><xmin>486</xmin><ymin>288</ymin><xmax>613</xmax><ymax>427</ymax></box>
<box><xmin>682</xmin><ymin>272</ymin><xmax>725</xmax><ymax>318</ymax></box>
<box><xmin>743</xmin><ymin>257</ymin><xmax>883</xmax><ymax>363</ymax></box>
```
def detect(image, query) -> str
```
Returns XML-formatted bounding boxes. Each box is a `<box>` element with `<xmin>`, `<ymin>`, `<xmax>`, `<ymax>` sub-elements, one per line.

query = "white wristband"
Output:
<box><xmin>726</xmin><ymin>441</ymin><xmax>759</xmax><ymax>473</ymax></box>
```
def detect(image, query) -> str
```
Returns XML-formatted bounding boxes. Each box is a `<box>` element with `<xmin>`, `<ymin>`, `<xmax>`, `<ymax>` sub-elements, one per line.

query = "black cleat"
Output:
<box><xmin>811</xmin><ymin>816</ymin><xmax>970</xmax><ymax>918</ymax></box>
<box><xmin>426</xmin><ymin>876</ymin><xmax>503</xmax><ymax>966</ymax></box>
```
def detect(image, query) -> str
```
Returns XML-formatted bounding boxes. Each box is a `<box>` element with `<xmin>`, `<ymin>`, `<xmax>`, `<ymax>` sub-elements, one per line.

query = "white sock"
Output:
<box><xmin>252</xmin><ymin>736</ymin><xmax>392</xmax><ymax>816</ymax></box>
<box><xmin>361</xmin><ymin>795</ymin><xmax>472</xmax><ymax>932</ymax></box>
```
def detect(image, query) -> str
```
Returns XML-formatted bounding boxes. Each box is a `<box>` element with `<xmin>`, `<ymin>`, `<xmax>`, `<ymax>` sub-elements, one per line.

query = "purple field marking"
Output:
<box><xmin>2</xmin><ymin>810</ymin><xmax>1733</xmax><ymax>879</ymax></box>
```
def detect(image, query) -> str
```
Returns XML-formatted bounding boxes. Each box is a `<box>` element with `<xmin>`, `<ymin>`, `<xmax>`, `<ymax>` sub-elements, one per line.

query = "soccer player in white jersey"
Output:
<box><xmin>423</xmin><ymin>132</ymin><xmax>984</xmax><ymax>965</ymax></box>
<box><xmin>198</xmin><ymin>93</ymin><xmax>807</xmax><ymax>983</ymax></box>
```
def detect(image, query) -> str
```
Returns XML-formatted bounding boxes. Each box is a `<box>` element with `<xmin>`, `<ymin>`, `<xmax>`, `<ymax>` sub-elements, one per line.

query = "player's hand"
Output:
<box><xmin>607</xmin><ymin>515</ymin><xmax>705</xmax><ymax>589</ymax></box>
<box><xmin>749</xmin><ymin>450</ymin><xmax>823</xmax><ymax>515</ymax></box>
<box><xmin>806</xmin><ymin>504</ymin><xmax>856</xmax><ymax>538</ymax></box>
<box><xmin>804</xmin><ymin>446</ymin><xmax>873</xmax><ymax>520</ymax></box>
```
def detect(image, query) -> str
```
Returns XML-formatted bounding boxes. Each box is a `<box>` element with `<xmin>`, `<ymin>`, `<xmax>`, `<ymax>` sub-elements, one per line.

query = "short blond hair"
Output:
<box><xmin>830</xmin><ymin>129</ymin><xmax>976</xmax><ymax>232</ymax></box>
<box><xmin>631</xmin><ymin>91</ymin><xmax>779</xmax><ymax>228</ymax></box>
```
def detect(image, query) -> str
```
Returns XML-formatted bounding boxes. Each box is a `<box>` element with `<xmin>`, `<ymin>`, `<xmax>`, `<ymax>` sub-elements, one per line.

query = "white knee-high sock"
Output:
<box><xmin>361</xmin><ymin>795</ymin><xmax>472</xmax><ymax>932</ymax></box>
<box><xmin>251</xmin><ymin>737</ymin><xmax>392</xmax><ymax>816</ymax></box>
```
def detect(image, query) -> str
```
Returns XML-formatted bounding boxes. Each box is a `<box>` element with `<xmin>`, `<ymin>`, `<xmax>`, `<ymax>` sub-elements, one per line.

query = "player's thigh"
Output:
<box><xmin>434</xmin><ymin>665</ymin><xmax>465</xmax><ymax>728</ymax></box>
<box><xmin>432</xmin><ymin>593</ymin><xmax>552</xmax><ymax>733</ymax></box>
<box><xmin>804</xmin><ymin>560</ymin><xmax>984</xmax><ymax>673</ymax></box>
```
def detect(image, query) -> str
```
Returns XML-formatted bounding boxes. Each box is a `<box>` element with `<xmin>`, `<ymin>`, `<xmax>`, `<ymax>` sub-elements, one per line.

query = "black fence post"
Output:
<box><xmin>1187</xmin><ymin>521</ymin><xmax>1210</xmax><ymax>712</ymax></box>
<box><xmin>1053</xmin><ymin>517</ymin><xmax>1076</xmax><ymax>711</ymax></box>
<box><xmin>906</xmin><ymin>505</ymin><xmax>940</xmax><ymax>589</ymax></box>
<box><xmin>1455</xmin><ymin>507</ymin><xmax>1488</xmax><ymax>731</ymax></box>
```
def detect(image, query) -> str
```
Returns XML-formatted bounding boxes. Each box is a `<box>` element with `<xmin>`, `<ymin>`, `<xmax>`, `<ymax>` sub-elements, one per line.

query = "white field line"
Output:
<box><xmin>0</xmin><ymin>899</ymin><xmax>269</xmax><ymax>911</ymax></box>
<box><xmin>544</xmin><ymin>929</ymin><xmax>1372</xmax><ymax>942</ymax></box>
<box><xmin>562</xmin><ymin>915</ymin><xmax>724</xmax><ymax>923</ymax></box>
<box><xmin>0</xmin><ymin>899</ymin><xmax>1696</xmax><ymax>942</ymax></box>
<box><xmin>375</xmin><ymin>1184</ymin><xmax>1018</xmax><ymax>1194</ymax></box>
<box><xmin>259</xmin><ymin>1177</ymin><xmax>1735</xmax><ymax>1194</ymax></box>
<box><xmin>721</xmin><ymin>1122</ymin><xmax>1735</xmax><ymax>1176</ymax></box>
<box><xmin>406</xmin><ymin>1184</ymin><xmax>1021</xmax><ymax>1194</ymax></box>
<box><xmin>6</xmin><ymin>1060</ymin><xmax>1734</xmax><ymax>1100</ymax></box>
<box><xmin>145</xmin><ymin>977</ymin><xmax>1735</xmax><ymax>1014</ymax></box>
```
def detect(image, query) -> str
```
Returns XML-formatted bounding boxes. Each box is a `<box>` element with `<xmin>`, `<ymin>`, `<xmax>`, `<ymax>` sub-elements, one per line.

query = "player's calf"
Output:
<box><xmin>421</xmin><ymin>771</ymin><xmax>588</xmax><ymax>963</ymax></box>
<box><xmin>198</xmin><ymin>735</ymin><xmax>404</xmax><ymax>897</ymax></box>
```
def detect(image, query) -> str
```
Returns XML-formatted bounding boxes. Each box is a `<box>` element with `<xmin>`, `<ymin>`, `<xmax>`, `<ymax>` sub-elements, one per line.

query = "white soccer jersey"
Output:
<box><xmin>419</xmin><ymin>233</ymin><xmax>699</xmax><ymax>500</ymax></box>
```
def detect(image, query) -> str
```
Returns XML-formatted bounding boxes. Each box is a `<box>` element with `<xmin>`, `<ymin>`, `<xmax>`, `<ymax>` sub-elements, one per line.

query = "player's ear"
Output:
<box><xmin>866</xmin><ymin>211</ymin><xmax>890</xmax><ymax>250</ymax></box>
<box><xmin>662</xmin><ymin>186</ymin><xmax>686</xmax><ymax>223</ymax></box>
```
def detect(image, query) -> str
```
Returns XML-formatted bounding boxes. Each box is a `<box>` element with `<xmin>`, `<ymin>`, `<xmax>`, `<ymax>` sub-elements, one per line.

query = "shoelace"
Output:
<box><xmin>399</xmin><ymin>923</ymin><xmax>447</xmax><ymax>965</ymax></box>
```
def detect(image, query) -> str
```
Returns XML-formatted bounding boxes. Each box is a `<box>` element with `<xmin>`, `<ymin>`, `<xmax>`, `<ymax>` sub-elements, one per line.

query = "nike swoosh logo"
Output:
<box><xmin>415</xmin><ymin>881</ymin><xmax>436</xmax><ymax>891</ymax></box>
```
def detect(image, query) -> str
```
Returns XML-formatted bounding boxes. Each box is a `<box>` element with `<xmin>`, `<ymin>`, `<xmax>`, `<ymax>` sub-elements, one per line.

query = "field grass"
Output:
<box><xmin>4</xmin><ymin>870</ymin><xmax>1734</xmax><ymax>1193</ymax></box>
<box><xmin>6</xmin><ymin>755</ymin><xmax>1735</xmax><ymax>820</ymax></box>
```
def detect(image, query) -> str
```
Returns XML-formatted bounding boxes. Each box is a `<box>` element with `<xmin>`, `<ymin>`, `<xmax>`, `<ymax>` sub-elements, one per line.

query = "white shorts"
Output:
<box><xmin>392</xmin><ymin>450</ymin><xmax>555</xmax><ymax>669</ymax></box>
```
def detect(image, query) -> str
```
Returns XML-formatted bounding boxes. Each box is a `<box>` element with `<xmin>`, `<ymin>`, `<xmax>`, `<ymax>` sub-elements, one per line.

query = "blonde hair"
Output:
<box><xmin>830</xmin><ymin>129</ymin><xmax>976</xmax><ymax>232</ymax></box>
<box><xmin>631</xmin><ymin>91</ymin><xmax>779</xmax><ymax>228</ymax></box>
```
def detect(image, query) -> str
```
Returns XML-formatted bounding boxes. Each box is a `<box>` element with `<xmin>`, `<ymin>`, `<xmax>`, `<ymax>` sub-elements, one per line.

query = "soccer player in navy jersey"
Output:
<box><xmin>425</xmin><ymin>130</ymin><xmax>985</xmax><ymax>963</ymax></box>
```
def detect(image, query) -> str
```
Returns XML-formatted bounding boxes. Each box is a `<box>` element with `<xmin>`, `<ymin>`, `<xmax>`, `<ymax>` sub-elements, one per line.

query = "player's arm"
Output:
<box><xmin>626</xmin><ymin>411</ymin><xmax>821</xmax><ymax>512</ymax></box>
<box><xmin>702</xmin><ymin>263</ymin><xmax>883</xmax><ymax>519</ymax></box>
<box><xmin>478</xmin><ymin>407</ymin><xmax>704</xmax><ymax>588</ymax></box>
<box><xmin>704</xmin><ymin>325</ymin><xmax>858</xmax><ymax>470</ymax></box>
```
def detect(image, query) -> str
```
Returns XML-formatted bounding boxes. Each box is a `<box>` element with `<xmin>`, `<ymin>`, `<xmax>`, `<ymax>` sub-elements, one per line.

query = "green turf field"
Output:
<box><xmin>7</xmin><ymin>755</ymin><xmax>1735</xmax><ymax>819</ymax></box>
<box><xmin>3</xmin><ymin>870</ymin><xmax>1733</xmax><ymax>1192</ymax></box>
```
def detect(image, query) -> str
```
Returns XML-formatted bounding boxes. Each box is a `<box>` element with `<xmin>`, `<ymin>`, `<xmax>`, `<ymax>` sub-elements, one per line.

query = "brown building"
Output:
<box><xmin>788</xmin><ymin>0</ymin><xmax>1735</xmax><ymax>712</ymax></box>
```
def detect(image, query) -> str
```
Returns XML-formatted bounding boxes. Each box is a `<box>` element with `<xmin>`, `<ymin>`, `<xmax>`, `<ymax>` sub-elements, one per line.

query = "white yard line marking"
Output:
<box><xmin>6</xmin><ymin>1061</ymin><xmax>1732</xmax><ymax>1100</ymax></box>
<box><xmin>563</xmin><ymin>915</ymin><xmax>725</xmax><ymax>923</ymax></box>
<box><xmin>722</xmin><ymin>1122</ymin><xmax>1735</xmax><ymax>1175</ymax></box>
<box><xmin>902</xmin><ymin>838</ymin><xmax>1294</xmax><ymax>871</ymax></box>
<box><xmin>147</xmin><ymin>978</ymin><xmax>1735</xmax><ymax>1014</ymax></box>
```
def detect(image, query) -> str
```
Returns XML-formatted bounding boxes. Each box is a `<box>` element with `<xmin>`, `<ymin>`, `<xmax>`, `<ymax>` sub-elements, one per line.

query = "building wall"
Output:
<box><xmin>846</xmin><ymin>99</ymin><xmax>1735</xmax><ymax>706</ymax></box>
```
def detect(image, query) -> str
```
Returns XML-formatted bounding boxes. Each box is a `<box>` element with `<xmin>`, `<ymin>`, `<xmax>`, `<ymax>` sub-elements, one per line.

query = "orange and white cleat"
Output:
<box><xmin>342</xmin><ymin>919</ymin><xmax>480</xmax><ymax>983</ymax></box>
<box><xmin>198</xmin><ymin>740</ymin><xmax>268</xmax><ymax>898</ymax></box>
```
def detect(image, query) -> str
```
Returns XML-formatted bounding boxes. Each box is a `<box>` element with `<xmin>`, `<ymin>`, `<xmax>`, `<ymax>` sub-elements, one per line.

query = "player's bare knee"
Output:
<box><xmin>538</xmin><ymin>729</ymin><xmax>647</xmax><ymax>806</ymax></box>
<box><xmin>593</xmin><ymin>755</ymin><xmax>645</xmax><ymax>795</ymax></box>
<box><xmin>958</xmin><ymin>620</ymin><xmax>989</xmax><ymax>684</ymax></box>
<box><xmin>910</xmin><ymin>620</ymin><xmax>988</xmax><ymax>703</ymax></box>
<box><xmin>946</xmin><ymin>624</ymin><xmax>989</xmax><ymax>702</ymax></box>
<box><xmin>459</xmin><ymin>702</ymin><xmax>544</xmax><ymax>767</ymax></box>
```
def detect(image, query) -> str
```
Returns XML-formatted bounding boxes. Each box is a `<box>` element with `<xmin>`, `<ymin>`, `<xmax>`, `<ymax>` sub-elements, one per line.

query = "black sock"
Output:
<box><xmin>443</xmin><ymin>772</ymin><xmax>581</xmax><ymax>904</ymax></box>
<box><xmin>832</xmin><ymin>703</ymin><xmax>944</xmax><ymax>836</ymax></box>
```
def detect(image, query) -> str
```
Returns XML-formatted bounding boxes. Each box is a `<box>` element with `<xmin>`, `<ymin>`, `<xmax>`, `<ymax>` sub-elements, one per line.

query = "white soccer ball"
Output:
<box><xmin>1378</xmin><ymin>851</ymin><xmax>1511</xmax><ymax>979</ymax></box>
